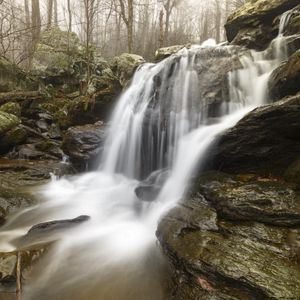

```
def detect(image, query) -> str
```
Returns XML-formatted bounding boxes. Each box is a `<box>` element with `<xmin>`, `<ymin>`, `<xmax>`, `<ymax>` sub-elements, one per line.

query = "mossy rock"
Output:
<box><xmin>111</xmin><ymin>53</ymin><xmax>145</xmax><ymax>87</ymax></box>
<box><xmin>0</xmin><ymin>111</ymin><xmax>20</xmax><ymax>136</ymax></box>
<box><xmin>0</xmin><ymin>102</ymin><xmax>21</xmax><ymax>117</ymax></box>
<box><xmin>155</xmin><ymin>45</ymin><xmax>185</xmax><ymax>62</ymax></box>
<box><xmin>0</xmin><ymin>58</ymin><xmax>26</xmax><ymax>92</ymax></box>
<box><xmin>0</xmin><ymin>126</ymin><xmax>27</xmax><ymax>154</ymax></box>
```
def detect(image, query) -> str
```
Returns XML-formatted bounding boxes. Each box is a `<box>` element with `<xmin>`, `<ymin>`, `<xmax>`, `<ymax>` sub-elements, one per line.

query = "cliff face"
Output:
<box><xmin>157</xmin><ymin>1</ymin><xmax>300</xmax><ymax>299</ymax></box>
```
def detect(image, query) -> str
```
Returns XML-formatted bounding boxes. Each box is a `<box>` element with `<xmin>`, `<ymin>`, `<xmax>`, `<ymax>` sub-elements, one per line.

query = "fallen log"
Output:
<box><xmin>0</xmin><ymin>91</ymin><xmax>43</xmax><ymax>105</ymax></box>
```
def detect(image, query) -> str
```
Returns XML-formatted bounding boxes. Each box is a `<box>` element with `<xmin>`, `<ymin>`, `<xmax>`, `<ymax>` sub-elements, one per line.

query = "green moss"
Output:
<box><xmin>0</xmin><ymin>102</ymin><xmax>21</xmax><ymax>117</ymax></box>
<box><xmin>0</xmin><ymin>111</ymin><xmax>20</xmax><ymax>136</ymax></box>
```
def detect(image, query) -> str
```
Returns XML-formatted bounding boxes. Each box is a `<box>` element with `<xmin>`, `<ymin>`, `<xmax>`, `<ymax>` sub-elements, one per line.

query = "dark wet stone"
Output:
<box><xmin>269</xmin><ymin>50</ymin><xmax>300</xmax><ymax>100</ymax></box>
<box><xmin>62</xmin><ymin>121</ymin><xmax>106</xmax><ymax>170</ymax></box>
<box><xmin>197</xmin><ymin>172</ymin><xmax>300</xmax><ymax>227</ymax></box>
<box><xmin>225</xmin><ymin>0</ymin><xmax>300</xmax><ymax>47</ymax></box>
<box><xmin>157</xmin><ymin>187</ymin><xmax>300</xmax><ymax>299</ymax></box>
<box><xmin>212</xmin><ymin>93</ymin><xmax>300</xmax><ymax>178</ymax></box>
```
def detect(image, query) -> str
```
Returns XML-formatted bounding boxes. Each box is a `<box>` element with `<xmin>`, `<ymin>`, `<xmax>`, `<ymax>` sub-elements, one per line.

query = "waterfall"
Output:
<box><xmin>0</xmin><ymin>12</ymin><xmax>293</xmax><ymax>300</ymax></box>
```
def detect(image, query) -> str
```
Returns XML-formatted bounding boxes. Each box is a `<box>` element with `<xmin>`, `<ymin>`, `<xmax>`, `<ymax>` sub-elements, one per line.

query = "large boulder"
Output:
<box><xmin>211</xmin><ymin>93</ymin><xmax>300</xmax><ymax>180</ymax></box>
<box><xmin>0</xmin><ymin>102</ymin><xmax>21</xmax><ymax>117</ymax></box>
<box><xmin>110</xmin><ymin>53</ymin><xmax>145</xmax><ymax>87</ymax></box>
<box><xmin>0</xmin><ymin>111</ymin><xmax>20</xmax><ymax>136</ymax></box>
<box><xmin>0</xmin><ymin>57</ymin><xmax>35</xmax><ymax>92</ymax></box>
<box><xmin>31</xmin><ymin>28</ymin><xmax>85</xmax><ymax>91</ymax></box>
<box><xmin>157</xmin><ymin>173</ymin><xmax>300</xmax><ymax>299</ymax></box>
<box><xmin>198</xmin><ymin>172</ymin><xmax>300</xmax><ymax>227</ymax></box>
<box><xmin>0</xmin><ymin>111</ymin><xmax>27</xmax><ymax>154</ymax></box>
<box><xmin>269</xmin><ymin>50</ymin><xmax>300</xmax><ymax>100</ymax></box>
<box><xmin>225</xmin><ymin>0</ymin><xmax>300</xmax><ymax>50</ymax></box>
<box><xmin>155</xmin><ymin>45</ymin><xmax>185</xmax><ymax>62</ymax></box>
<box><xmin>62</xmin><ymin>121</ymin><xmax>106</xmax><ymax>169</ymax></box>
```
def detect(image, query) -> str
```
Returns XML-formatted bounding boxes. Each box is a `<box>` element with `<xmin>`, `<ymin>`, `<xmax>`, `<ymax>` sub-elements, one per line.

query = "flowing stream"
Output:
<box><xmin>0</xmin><ymin>14</ymin><xmax>293</xmax><ymax>300</ymax></box>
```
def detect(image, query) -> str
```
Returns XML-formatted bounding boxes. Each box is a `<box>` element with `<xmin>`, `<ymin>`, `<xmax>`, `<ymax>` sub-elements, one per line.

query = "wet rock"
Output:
<box><xmin>11</xmin><ymin>139</ymin><xmax>63</xmax><ymax>161</ymax></box>
<box><xmin>269</xmin><ymin>50</ymin><xmax>300</xmax><ymax>100</ymax></box>
<box><xmin>197</xmin><ymin>171</ymin><xmax>300</xmax><ymax>227</ymax></box>
<box><xmin>28</xmin><ymin>215</ymin><xmax>90</xmax><ymax>235</ymax></box>
<box><xmin>36</xmin><ymin>119</ymin><xmax>48</xmax><ymax>131</ymax></box>
<box><xmin>279</xmin><ymin>4</ymin><xmax>300</xmax><ymax>36</ymax></box>
<box><xmin>111</xmin><ymin>53</ymin><xmax>145</xmax><ymax>87</ymax></box>
<box><xmin>155</xmin><ymin>45</ymin><xmax>185</xmax><ymax>62</ymax></box>
<box><xmin>193</xmin><ymin>46</ymin><xmax>243</xmax><ymax>117</ymax></box>
<box><xmin>0</xmin><ymin>158</ymin><xmax>73</xmax><ymax>186</ymax></box>
<box><xmin>225</xmin><ymin>0</ymin><xmax>300</xmax><ymax>50</ymax></box>
<box><xmin>0</xmin><ymin>249</ymin><xmax>49</xmax><ymax>294</ymax></box>
<box><xmin>212</xmin><ymin>93</ymin><xmax>300</xmax><ymax>178</ymax></box>
<box><xmin>230</xmin><ymin>25</ymin><xmax>275</xmax><ymax>51</ymax></box>
<box><xmin>62</xmin><ymin>121</ymin><xmax>106</xmax><ymax>169</ymax></box>
<box><xmin>48</xmin><ymin>124</ymin><xmax>61</xmax><ymax>139</ymax></box>
<box><xmin>0</xmin><ymin>126</ymin><xmax>27</xmax><ymax>153</ymax></box>
<box><xmin>135</xmin><ymin>169</ymin><xmax>170</xmax><ymax>202</ymax></box>
<box><xmin>157</xmin><ymin>189</ymin><xmax>300</xmax><ymax>299</ymax></box>
<box><xmin>0</xmin><ymin>158</ymin><xmax>73</xmax><ymax>224</ymax></box>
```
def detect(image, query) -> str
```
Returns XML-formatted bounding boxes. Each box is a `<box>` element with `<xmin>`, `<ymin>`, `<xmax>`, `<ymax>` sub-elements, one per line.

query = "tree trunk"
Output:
<box><xmin>54</xmin><ymin>0</ymin><xmax>58</xmax><ymax>27</ymax></box>
<box><xmin>215</xmin><ymin>0</ymin><xmax>221</xmax><ymax>43</ymax></box>
<box><xmin>30</xmin><ymin>0</ymin><xmax>41</xmax><ymax>67</ymax></box>
<box><xmin>159</xmin><ymin>10</ymin><xmax>164</xmax><ymax>48</ymax></box>
<box><xmin>47</xmin><ymin>0</ymin><xmax>53</xmax><ymax>29</ymax></box>
<box><xmin>127</xmin><ymin>0</ymin><xmax>134</xmax><ymax>53</ymax></box>
<box><xmin>67</xmin><ymin>0</ymin><xmax>72</xmax><ymax>32</ymax></box>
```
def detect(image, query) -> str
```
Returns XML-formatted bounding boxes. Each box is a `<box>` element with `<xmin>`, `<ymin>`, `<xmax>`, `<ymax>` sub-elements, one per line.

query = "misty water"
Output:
<box><xmin>0</xmin><ymin>13</ymin><xmax>293</xmax><ymax>299</ymax></box>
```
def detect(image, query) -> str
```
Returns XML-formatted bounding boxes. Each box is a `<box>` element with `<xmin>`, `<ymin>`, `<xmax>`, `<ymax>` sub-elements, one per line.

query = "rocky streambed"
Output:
<box><xmin>0</xmin><ymin>0</ymin><xmax>300</xmax><ymax>299</ymax></box>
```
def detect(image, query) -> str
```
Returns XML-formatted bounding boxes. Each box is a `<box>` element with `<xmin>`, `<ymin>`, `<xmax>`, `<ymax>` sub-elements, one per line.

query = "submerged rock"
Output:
<box><xmin>269</xmin><ymin>50</ymin><xmax>300</xmax><ymax>100</ymax></box>
<box><xmin>62</xmin><ymin>121</ymin><xmax>106</xmax><ymax>169</ymax></box>
<box><xmin>135</xmin><ymin>169</ymin><xmax>170</xmax><ymax>202</ymax></box>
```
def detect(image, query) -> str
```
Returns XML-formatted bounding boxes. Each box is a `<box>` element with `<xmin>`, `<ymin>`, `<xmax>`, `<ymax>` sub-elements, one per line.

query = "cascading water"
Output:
<box><xmin>0</xmin><ymin>13</ymin><xmax>293</xmax><ymax>300</ymax></box>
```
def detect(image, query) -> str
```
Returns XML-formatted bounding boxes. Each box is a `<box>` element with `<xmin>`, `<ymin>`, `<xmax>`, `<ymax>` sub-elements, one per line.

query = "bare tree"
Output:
<box><xmin>47</xmin><ymin>0</ymin><xmax>54</xmax><ymax>29</ymax></box>
<box><xmin>119</xmin><ymin>0</ymin><xmax>134</xmax><ymax>53</ymax></box>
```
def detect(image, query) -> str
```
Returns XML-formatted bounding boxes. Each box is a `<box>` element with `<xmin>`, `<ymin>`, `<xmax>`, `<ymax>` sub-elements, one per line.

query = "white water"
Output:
<box><xmin>0</xmin><ymin>14</ymin><xmax>293</xmax><ymax>300</ymax></box>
